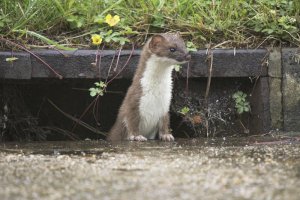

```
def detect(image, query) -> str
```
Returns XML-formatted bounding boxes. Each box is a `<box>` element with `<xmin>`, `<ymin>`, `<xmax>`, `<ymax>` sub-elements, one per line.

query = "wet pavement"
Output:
<box><xmin>0</xmin><ymin>134</ymin><xmax>300</xmax><ymax>200</ymax></box>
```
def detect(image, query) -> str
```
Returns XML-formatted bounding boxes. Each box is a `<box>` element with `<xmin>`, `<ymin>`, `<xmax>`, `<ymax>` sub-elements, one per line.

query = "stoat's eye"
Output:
<box><xmin>169</xmin><ymin>47</ymin><xmax>176</xmax><ymax>52</ymax></box>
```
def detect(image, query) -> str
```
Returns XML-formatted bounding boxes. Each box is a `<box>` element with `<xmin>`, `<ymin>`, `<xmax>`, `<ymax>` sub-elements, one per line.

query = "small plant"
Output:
<box><xmin>178</xmin><ymin>106</ymin><xmax>190</xmax><ymax>116</ymax></box>
<box><xmin>89</xmin><ymin>81</ymin><xmax>106</xmax><ymax>97</ymax></box>
<box><xmin>247</xmin><ymin>1</ymin><xmax>298</xmax><ymax>40</ymax></box>
<box><xmin>89</xmin><ymin>13</ymin><xmax>131</xmax><ymax>97</ymax></box>
<box><xmin>91</xmin><ymin>14</ymin><xmax>132</xmax><ymax>46</ymax></box>
<box><xmin>0</xmin><ymin>14</ymin><xmax>10</xmax><ymax>29</ymax></box>
<box><xmin>174</xmin><ymin>64</ymin><xmax>182</xmax><ymax>72</ymax></box>
<box><xmin>232</xmin><ymin>91</ymin><xmax>250</xmax><ymax>114</ymax></box>
<box><xmin>186</xmin><ymin>41</ymin><xmax>197</xmax><ymax>52</ymax></box>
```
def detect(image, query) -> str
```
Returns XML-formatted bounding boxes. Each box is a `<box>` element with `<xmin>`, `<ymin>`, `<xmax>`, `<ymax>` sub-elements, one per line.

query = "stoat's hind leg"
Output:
<box><xmin>158</xmin><ymin>113</ymin><xmax>174</xmax><ymax>142</ymax></box>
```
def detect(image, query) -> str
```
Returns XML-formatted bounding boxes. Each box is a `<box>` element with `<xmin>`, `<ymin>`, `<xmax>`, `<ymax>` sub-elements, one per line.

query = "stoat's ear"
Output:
<box><xmin>149</xmin><ymin>34</ymin><xmax>165</xmax><ymax>50</ymax></box>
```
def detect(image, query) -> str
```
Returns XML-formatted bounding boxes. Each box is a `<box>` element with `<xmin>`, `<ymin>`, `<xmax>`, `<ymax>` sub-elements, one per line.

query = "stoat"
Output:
<box><xmin>107</xmin><ymin>33</ymin><xmax>191</xmax><ymax>141</ymax></box>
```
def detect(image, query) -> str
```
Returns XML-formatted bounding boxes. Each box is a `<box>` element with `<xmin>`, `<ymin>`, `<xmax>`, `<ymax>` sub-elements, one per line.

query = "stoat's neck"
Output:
<box><xmin>141</xmin><ymin>54</ymin><xmax>174</xmax><ymax>83</ymax></box>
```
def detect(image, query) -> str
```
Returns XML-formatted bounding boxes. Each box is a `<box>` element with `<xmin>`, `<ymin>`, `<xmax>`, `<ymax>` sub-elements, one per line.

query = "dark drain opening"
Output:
<box><xmin>0</xmin><ymin>77</ymin><xmax>269</xmax><ymax>141</ymax></box>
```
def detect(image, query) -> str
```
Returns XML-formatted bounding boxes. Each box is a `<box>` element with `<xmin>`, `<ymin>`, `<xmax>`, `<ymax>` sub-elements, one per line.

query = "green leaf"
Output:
<box><xmin>106</xmin><ymin>30</ymin><xmax>113</xmax><ymax>35</ymax></box>
<box><xmin>13</xmin><ymin>30</ymin><xmax>77</xmax><ymax>51</ymax></box>
<box><xmin>152</xmin><ymin>14</ymin><xmax>165</xmax><ymax>27</ymax></box>
<box><xmin>233</xmin><ymin>90</ymin><xmax>250</xmax><ymax>114</ymax></box>
<box><xmin>118</xmin><ymin>37</ymin><xmax>130</xmax><ymax>45</ymax></box>
<box><xmin>174</xmin><ymin>64</ymin><xmax>182</xmax><ymax>72</ymax></box>
<box><xmin>94</xmin><ymin>81</ymin><xmax>106</xmax><ymax>87</ymax></box>
<box><xmin>5</xmin><ymin>57</ymin><xmax>18</xmax><ymax>62</ymax></box>
<box><xmin>236</xmin><ymin>98</ymin><xmax>242</xmax><ymax>103</ymax></box>
<box><xmin>232</xmin><ymin>93</ymin><xmax>239</xmax><ymax>99</ymax></box>
<box><xmin>179</xmin><ymin>107</ymin><xmax>190</xmax><ymax>115</ymax></box>
<box><xmin>76</xmin><ymin>20</ymin><xmax>83</xmax><ymax>28</ymax></box>
<box><xmin>120</xmin><ymin>26</ymin><xmax>138</xmax><ymax>35</ymax></box>
<box><xmin>263</xmin><ymin>28</ymin><xmax>274</xmax><ymax>34</ymax></box>
<box><xmin>187</xmin><ymin>41</ymin><xmax>197</xmax><ymax>52</ymax></box>
<box><xmin>94</xmin><ymin>15</ymin><xmax>105</xmax><ymax>24</ymax></box>
<box><xmin>99</xmin><ymin>81</ymin><xmax>106</xmax><ymax>88</ymax></box>
<box><xmin>237</xmin><ymin>107</ymin><xmax>244</xmax><ymax>114</ymax></box>
<box><xmin>90</xmin><ymin>82</ymin><xmax>106</xmax><ymax>97</ymax></box>
<box><xmin>254</xmin><ymin>26</ymin><xmax>262</xmax><ymax>32</ymax></box>
<box><xmin>244</xmin><ymin>106</ymin><xmax>250</xmax><ymax>112</ymax></box>
<box><xmin>90</xmin><ymin>90</ymin><xmax>97</xmax><ymax>97</ymax></box>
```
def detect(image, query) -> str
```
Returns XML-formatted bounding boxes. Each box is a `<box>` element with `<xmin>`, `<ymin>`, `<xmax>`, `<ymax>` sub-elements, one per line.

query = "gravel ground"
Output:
<box><xmin>0</xmin><ymin>136</ymin><xmax>300</xmax><ymax>200</ymax></box>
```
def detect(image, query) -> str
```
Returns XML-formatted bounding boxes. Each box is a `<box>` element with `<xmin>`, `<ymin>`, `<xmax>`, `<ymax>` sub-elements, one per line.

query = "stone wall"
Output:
<box><xmin>282</xmin><ymin>48</ymin><xmax>300</xmax><ymax>131</ymax></box>
<box><xmin>268</xmin><ymin>48</ymin><xmax>300</xmax><ymax>132</ymax></box>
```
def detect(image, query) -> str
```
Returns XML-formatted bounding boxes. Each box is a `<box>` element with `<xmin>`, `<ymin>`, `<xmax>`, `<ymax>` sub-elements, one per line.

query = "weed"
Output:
<box><xmin>0</xmin><ymin>0</ymin><xmax>299</xmax><ymax>48</ymax></box>
<box><xmin>174</xmin><ymin>64</ymin><xmax>182</xmax><ymax>72</ymax></box>
<box><xmin>186</xmin><ymin>41</ymin><xmax>197</xmax><ymax>52</ymax></box>
<box><xmin>178</xmin><ymin>106</ymin><xmax>190</xmax><ymax>116</ymax></box>
<box><xmin>232</xmin><ymin>91</ymin><xmax>250</xmax><ymax>114</ymax></box>
<box><xmin>89</xmin><ymin>81</ymin><xmax>106</xmax><ymax>97</ymax></box>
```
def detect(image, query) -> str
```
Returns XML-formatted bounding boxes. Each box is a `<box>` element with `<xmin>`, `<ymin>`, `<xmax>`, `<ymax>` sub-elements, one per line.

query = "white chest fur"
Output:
<box><xmin>139</xmin><ymin>55</ymin><xmax>175</xmax><ymax>139</ymax></box>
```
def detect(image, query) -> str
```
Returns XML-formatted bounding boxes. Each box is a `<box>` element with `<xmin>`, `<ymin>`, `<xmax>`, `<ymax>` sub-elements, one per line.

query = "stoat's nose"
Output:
<box><xmin>185</xmin><ymin>54</ymin><xmax>191</xmax><ymax>61</ymax></box>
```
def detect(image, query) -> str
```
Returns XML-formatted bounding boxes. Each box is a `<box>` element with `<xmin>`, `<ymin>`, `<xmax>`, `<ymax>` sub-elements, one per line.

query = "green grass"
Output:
<box><xmin>0</xmin><ymin>0</ymin><xmax>299</xmax><ymax>49</ymax></box>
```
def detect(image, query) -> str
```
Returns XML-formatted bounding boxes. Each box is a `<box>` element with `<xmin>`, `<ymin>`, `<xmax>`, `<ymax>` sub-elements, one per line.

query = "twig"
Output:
<box><xmin>104</xmin><ymin>49</ymin><xmax>118</xmax><ymax>84</ymax></box>
<box><xmin>205</xmin><ymin>49</ymin><xmax>213</xmax><ymax>100</ymax></box>
<box><xmin>48</xmin><ymin>99</ymin><xmax>106</xmax><ymax>136</ymax></box>
<box><xmin>0</xmin><ymin>36</ymin><xmax>63</xmax><ymax>79</ymax></box>
<box><xmin>106</xmin><ymin>44</ymin><xmax>135</xmax><ymax>85</ymax></box>
<box><xmin>114</xmin><ymin>46</ymin><xmax>123</xmax><ymax>72</ymax></box>
<box><xmin>212</xmin><ymin>40</ymin><xmax>233</xmax><ymax>49</ymax></box>
<box><xmin>93</xmin><ymin>96</ymin><xmax>101</xmax><ymax>126</ymax></box>
<box><xmin>185</xmin><ymin>61</ymin><xmax>190</xmax><ymax>95</ymax></box>
<box><xmin>43</xmin><ymin>126</ymin><xmax>80</xmax><ymax>140</ymax></box>
<box><xmin>71</xmin><ymin>96</ymin><xmax>98</xmax><ymax>132</ymax></box>
<box><xmin>93</xmin><ymin>45</ymin><xmax>105</xmax><ymax>126</ymax></box>
<box><xmin>204</xmin><ymin>45</ymin><xmax>214</xmax><ymax>137</ymax></box>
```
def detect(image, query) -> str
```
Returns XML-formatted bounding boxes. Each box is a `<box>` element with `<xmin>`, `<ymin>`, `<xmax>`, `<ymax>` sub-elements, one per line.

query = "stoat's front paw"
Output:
<box><xmin>128</xmin><ymin>135</ymin><xmax>147</xmax><ymax>142</ymax></box>
<box><xmin>159</xmin><ymin>134</ymin><xmax>174</xmax><ymax>142</ymax></box>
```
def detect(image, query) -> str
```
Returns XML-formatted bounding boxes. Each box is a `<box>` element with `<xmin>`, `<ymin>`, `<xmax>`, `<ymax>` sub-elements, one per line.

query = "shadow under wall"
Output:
<box><xmin>0</xmin><ymin>76</ymin><xmax>270</xmax><ymax>141</ymax></box>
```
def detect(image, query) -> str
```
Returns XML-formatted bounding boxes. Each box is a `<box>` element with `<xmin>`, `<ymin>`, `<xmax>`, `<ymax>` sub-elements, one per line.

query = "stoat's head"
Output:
<box><xmin>148</xmin><ymin>32</ymin><xmax>191</xmax><ymax>65</ymax></box>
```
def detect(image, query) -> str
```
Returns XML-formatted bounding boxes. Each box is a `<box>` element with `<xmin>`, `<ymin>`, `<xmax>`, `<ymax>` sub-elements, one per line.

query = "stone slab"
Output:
<box><xmin>282</xmin><ymin>48</ymin><xmax>300</xmax><ymax>131</ymax></box>
<box><xmin>0</xmin><ymin>52</ymin><xmax>31</xmax><ymax>79</ymax></box>
<box><xmin>28</xmin><ymin>49</ymin><xmax>268</xmax><ymax>79</ymax></box>
<box><xmin>268</xmin><ymin>48</ymin><xmax>282</xmax><ymax>78</ymax></box>
<box><xmin>250</xmin><ymin>77</ymin><xmax>271</xmax><ymax>133</ymax></box>
<box><xmin>31</xmin><ymin>50</ymin><xmax>140</xmax><ymax>79</ymax></box>
<box><xmin>180</xmin><ymin>49</ymin><xmax>268</xmax><ymax>78</ymax></box>
<box><xmin>269</xmin><ymin>78</ymin><xmax>283</xmax><ymax>129</ymax></box>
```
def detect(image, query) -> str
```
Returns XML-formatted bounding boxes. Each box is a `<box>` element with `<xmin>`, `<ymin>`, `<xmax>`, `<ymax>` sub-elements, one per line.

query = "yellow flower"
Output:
<box><xmin>105</xmin><ymin>14</ymin><xmax>120</xmax><ymax>27</ymax></box>
<box><xmin>91</xmin><ymin>34</ymin><xmax>102</xmax><ymax>45</ymax></box>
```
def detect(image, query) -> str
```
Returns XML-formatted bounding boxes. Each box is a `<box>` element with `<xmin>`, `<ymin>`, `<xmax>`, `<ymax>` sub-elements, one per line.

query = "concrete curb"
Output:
<box><xmin>0</xmin><ymin>49</ymin><xmax>268</xmax><ymax>79</ymax></box>
<box><xmin>0</xmin><ymin>52</ymin><xmax>31</xmax><ymax>79</ymax></box>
